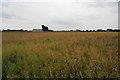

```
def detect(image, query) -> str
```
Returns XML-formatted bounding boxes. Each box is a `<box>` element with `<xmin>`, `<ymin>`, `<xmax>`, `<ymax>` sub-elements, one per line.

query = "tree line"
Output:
<box><xmin>2</xmin><ymin>25</ymin><xmax>120</xmax><ymax>32</ymax></box>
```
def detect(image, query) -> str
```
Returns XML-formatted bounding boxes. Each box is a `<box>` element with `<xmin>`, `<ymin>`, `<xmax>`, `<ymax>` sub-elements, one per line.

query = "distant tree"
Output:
<box><xmin>24</xmin><ymin>30</ymin><xmax>28</xmax><ymax>32</ymax></box>
<box><xmin>20</xmin><ymin>29</ymin><xmax>23</xmax><ymax>31</ymax></box>
<box><xmin>97</xmin><ymin>29</ymin><xmax>103</xmax><ymax>32</ymax></box>
<box><xmin>89</xmin><ymin>30</ymin><xmax>92</xmax><ymax>32</ymax></box>
<box><xmin>107</xmin><ymin>29</ymin><xmax>112</xmax><ymax>32</ymax></box>
<box><xmin>76</xmin><ymin>29</ymin><xmax>81</xmax><ymax>32</ymax></box>
<box><xmin>42</xmin><ymin>25</ymin><xmax>48</xmax><ymax>31</ymax></box>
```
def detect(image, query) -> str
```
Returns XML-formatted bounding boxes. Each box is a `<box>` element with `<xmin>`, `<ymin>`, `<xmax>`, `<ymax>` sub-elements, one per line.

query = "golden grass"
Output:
<box><xmin>2</xmin><ymin>32</ymin><xmax>119</xmax><ymax>78</ymax></box>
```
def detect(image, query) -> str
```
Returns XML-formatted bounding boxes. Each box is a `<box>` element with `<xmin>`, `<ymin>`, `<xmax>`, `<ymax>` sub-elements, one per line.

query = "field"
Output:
<box><xmin>2</xmin><ymin>32</ymin><xmax>119</xmax><ymax>78</ymax></box>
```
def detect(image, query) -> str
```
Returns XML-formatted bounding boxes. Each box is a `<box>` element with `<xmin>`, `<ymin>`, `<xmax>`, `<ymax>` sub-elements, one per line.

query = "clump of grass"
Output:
<box><xmin>2</xmin><ymin>32</ymin><xmax>119</xmax><ymax>78</ymax></box>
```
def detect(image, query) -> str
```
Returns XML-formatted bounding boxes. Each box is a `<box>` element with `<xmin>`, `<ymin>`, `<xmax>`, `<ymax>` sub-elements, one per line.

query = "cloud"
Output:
<box><xmin>1</xmin><ymin>0</ymin><xmax>119</xmax><ymax>2</ymax></box>
<box><xmin>92</xmin><ymin>0</ymin><xmax>119</xmax><ymax>2</ymax></box>
<box><xmin>1</xmin><ymin>2</ymin><xmax>118</xmax><ymax>30</ymax></box>
<box><xmin>1</xmin><ymin>12</ymin><xmax>24</xmax><ymax>20</ymax></box>
<box><xmin>1</xmin><ymin>13</ymin><xmax>14</xmax><ymax>19</ymax></box>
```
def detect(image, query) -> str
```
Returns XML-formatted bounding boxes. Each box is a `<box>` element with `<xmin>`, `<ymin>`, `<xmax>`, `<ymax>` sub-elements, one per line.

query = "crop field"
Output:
<box><xmin>2</xmin><ymin>32</ymin><xmax>120</xmax><ymax>78</ymax></box>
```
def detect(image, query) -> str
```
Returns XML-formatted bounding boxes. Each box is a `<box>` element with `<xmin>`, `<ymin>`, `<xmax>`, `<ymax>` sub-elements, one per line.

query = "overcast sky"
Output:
<box><xmin>0</xmin><ymin>0</ymin><xmax>119</xmax><ymax>30</ymax></box>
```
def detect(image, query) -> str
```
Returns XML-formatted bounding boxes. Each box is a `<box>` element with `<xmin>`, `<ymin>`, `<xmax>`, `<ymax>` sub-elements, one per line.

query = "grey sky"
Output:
<box><xmin>0</xmin><ymin>0</ymin><xmax>119</xmax><ymax>30</ymax></box>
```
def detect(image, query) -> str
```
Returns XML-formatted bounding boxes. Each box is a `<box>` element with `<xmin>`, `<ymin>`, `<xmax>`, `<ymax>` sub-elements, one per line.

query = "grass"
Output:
<box><xmin>2</xmin><ymin>32</ymin><xmax>120</xmax><ymax>78</ymax></box>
